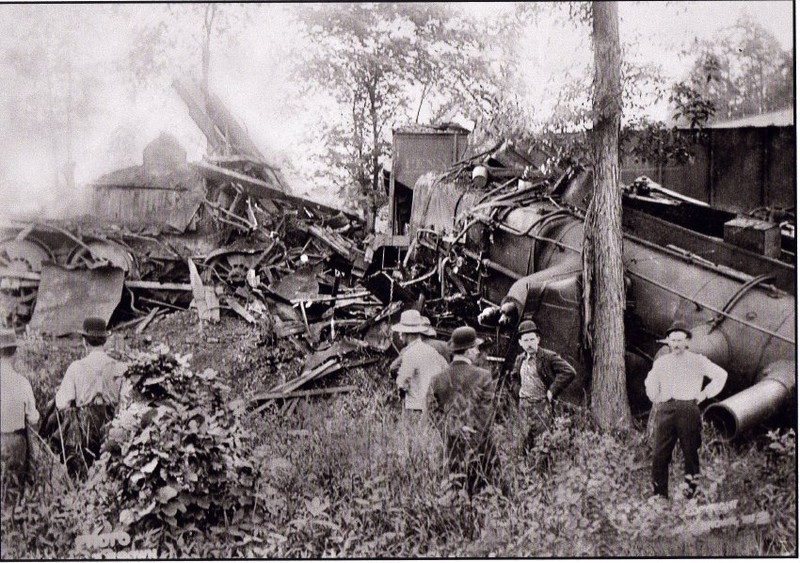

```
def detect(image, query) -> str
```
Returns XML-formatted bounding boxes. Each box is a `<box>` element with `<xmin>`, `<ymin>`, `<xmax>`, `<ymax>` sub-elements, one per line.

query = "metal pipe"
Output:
<box><xmin>461</xmin><ymin>248</ymin><xmax>521</xmax><ymax>280</ymax></box>
<box><xmin>704</xmin><ymin>360</ymin><xmax>796</xmax><ymax>440</ymax></box>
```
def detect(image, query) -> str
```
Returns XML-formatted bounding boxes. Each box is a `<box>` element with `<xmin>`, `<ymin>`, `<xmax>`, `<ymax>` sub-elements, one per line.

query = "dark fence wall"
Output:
<box><xmin>621</xmin><ymin>126</ymin><xmax>795</xmax><ymax>213</ymax></box>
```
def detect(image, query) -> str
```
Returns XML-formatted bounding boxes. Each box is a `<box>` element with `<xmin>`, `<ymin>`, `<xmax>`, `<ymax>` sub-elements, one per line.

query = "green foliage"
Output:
<box><xmin>127</xmin><ymin>3</ymin><xmax>256</xmax><ymax>90</ymax></box>
<box><xmin>4</xmin><ymin>342</ymin><xmax>795</xmax><ymax>557</ymax></box>
<box><xmin>680</xmin><ymin>13</ymin><xmax>793</xmax><ymax>120</ymax></box>
<box><xmin>670</xmin><ymin>82</ymin><xmax>716</xmax><ymax>129</ymax></box>
<box><xmin>293</xmin><ymin>3</ymin><xmax>492</xmax><ymax>225</ymax></box>
<box><xmin>0</xmin><ymin>489</ymin><xmax>83</xmax><ymax>559</ymax></box>
<box><xmin>84</xmin><ymin>350</ymin><xmax>258</xmax><ymax>552</ymax></box>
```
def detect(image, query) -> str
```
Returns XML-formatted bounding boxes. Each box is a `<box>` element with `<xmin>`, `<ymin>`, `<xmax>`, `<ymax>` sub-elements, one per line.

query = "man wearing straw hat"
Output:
<box><xmin>0</xmin><ymin>328</ymin><xmax>40</xmax><ymax>496</ymax></box>
<box><xmin>426</xmin><ymin>325</ymin><xmax>498</xmax><ymax>495</ymax></box>
<box><xmin>53</xmin><ymin>317</ymin><xmax>127</xmax><ymax>475</ymax></box>
<box><xmin>389</xmin><ymin>314</ymin><xmax>451</xmax><ymax>378</ymax></box>
<box><xmin>391</xmin><ymin>309</ymin><xmax>449</xmax><ymax>422</ymax></box>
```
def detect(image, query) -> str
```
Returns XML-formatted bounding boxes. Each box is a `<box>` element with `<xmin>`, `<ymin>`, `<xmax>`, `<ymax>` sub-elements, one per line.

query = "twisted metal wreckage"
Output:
<box><xmin>0</xmin><ymin>85</ymin><xmax>795</xmax><ymax>440</ymax></box>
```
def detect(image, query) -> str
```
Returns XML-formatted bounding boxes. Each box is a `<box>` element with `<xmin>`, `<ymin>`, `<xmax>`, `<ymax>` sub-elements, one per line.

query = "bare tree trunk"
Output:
<box><xmin>367</xmin><ymin>83</ymin><xmax>380</xmax><ymax>235</ymax></box>
<box><xmin>583</xmin><ymin>1</ymin><xmax>631</xmax><ymax>432</ymax></box>
<box><xmin>64</xmin><ymin>58</ymin><xmax>75</xmax><ymax>191</ymax></box>
<box><xmin>45</xmin><ymin>54</ymin><xmax>60</xmax><ymax>190</ymax></box>
<box><xmin>201</xmin><ymin>3</ymin><xmax>215</xmax><ymax>154</ymax></box>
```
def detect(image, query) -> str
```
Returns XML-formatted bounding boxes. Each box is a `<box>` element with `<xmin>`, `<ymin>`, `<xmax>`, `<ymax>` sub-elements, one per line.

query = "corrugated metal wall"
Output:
<box><xmin>621</xmin><ymin>126</ymin><xmax>795</xmax><ymax>213</ymax></box>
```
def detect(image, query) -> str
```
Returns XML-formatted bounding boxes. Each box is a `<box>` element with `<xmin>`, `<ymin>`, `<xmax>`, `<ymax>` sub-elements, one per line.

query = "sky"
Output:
<box><xmin>0</xmin><ymin>1</ymin><xmax>794</xmax><ymax>217</ymax></box>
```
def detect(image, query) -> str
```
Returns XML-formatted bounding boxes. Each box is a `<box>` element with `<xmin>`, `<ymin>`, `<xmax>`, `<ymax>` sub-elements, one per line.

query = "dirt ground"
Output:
<box><xmin>131</xmin><ymin>309</ymin><xmax>390</xmax><ymax>403</ymax></box>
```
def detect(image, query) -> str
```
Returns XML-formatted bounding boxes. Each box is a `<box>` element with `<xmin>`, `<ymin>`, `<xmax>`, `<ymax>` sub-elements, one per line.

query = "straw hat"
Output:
<box><xmin>420</xmin><ymin>316</ymin><xmax>437</xmax><ymax>337</ymax></box>
<box><xmin>391</xmin><ymin>310</ymin><xmax>428</xmax><ymax>334</ymax></box>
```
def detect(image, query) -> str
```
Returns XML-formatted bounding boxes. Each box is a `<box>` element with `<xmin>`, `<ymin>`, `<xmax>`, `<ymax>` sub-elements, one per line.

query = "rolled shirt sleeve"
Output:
<box><xmin>55</xmin><ymin>367</ymin><xmax>77</xmax><ymax>410</ymax></box>
<box><xmin>700</xmin><ymin>356</ymin><xmax>728</xmax><ymax>400</ymax></box>
<box><xmin>24</xmin><ymin>383</ymin><xmax>40</xmax><ymax>426</ymax></box>
<box><xmin>644</xmin><ymin>365</ymin><xmax>662</xmax><ymax>404</ymax></box>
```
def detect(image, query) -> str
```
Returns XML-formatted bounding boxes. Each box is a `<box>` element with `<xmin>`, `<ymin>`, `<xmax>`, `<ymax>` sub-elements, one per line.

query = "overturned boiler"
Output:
<box><xmin>379</xmin><ymin>134</ymin><xmax>796</xmax><ymax>440</ymax></box>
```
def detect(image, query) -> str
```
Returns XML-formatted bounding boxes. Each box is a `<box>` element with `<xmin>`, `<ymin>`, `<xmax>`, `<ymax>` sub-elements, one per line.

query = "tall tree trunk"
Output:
<box><xmin>583</xmin><ymin>1</ymin><xmax>631</xmax><ymax>432</ymax></box>
<box><xmin>64</xmin><ymin>58</ymin><xmax>75</xmax><ymax>191</ymax></box>
<box><xmin>201</xmin><ymin>3</ymin><xmax>215</xmax><ymax>153</ymax></box>
<box><xmin>367</xmin><ymin>83</ymin><xmax>379</xmax><ymax>235</ymax></box>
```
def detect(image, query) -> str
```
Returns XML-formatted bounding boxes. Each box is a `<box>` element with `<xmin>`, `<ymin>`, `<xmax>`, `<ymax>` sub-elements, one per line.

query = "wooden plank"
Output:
<box><xmin>190</xmin><ymin>161</ymin><xmax>359</xmax><ymax>220</ymax></box>
<box><xmin>667</xmin><ymin>511</ymin><xmax>770</xmax><ymax>537</ymax></box>
<box><xmin>241</xmin><ymin>385</ymin><xmax>359</xmax><ymax>415</ymax></box>
<box><xmin>274</xmin><ymin>320</ymin><xmax>306</xmax><ymax>338</ymax></box>
<box><xmin>225</xmin><ymin>297</ymin><xmax>256</xmax><ymax>324</ymax></box>
<box><xmin>270</xmin><ymin>358</ymin><xmax>340</xmax><ymax>395</ymax></box>
<box><xmin>125</xmin><ymin>280</ymin><xmax>193</xmax><ymax>291</ymax></box>
<box><xmin>188</xmin><ymin>258</ymin><xmax>218</xmax><ymax>322</ymax></box>
<box><xmin>135</xmin><ymin>307</ymin><xmax>162</xmax><ymax>334</ymax></box>
<box><xmin>205</xmin><ymin>285</ymin><xmax>220</xmax><ymax>322</ymax></box>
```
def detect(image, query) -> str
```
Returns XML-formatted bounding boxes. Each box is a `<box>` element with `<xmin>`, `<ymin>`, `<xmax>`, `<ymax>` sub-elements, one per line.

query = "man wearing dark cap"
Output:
<box><xmin>0</xmin><ymin>328</ymin><xmax>39</xmax><ymax>496</ymax></box>
<box><xmin>645</xmin><ymin>321</ymin><xmax>727</xmax><ymax>499</ymax></box>
<box><xmin>54</xmin><ymin>317</ymin><xmax>127</xmax><ymax>475</ymax></box>
<box><xmin>426</xmin><ymin>326</ymin><xmax>498</xmax><ymax>495</ymax></box>
<box><xmin>511</xmin><ymin>319</ymin><xmax>576</xmax><ymax>452</ymax></box>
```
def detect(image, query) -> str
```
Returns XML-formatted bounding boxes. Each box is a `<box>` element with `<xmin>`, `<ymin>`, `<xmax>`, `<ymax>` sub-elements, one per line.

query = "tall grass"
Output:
<box><xmin>2</xmin><ymin>342</ymin><xmax>795</xmax><ymax>558</ymax></box>
<box><xmin>235</xmin><ymin>394</ymin><xmax>796</xmax><ymax>557</ymax></box>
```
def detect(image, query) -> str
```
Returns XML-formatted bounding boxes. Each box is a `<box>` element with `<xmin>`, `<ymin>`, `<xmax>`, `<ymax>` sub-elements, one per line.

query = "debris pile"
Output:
<box><xmin>0</xmin><ymin>78</ymin><xmax>410</xmax><ymax>402</ymax></box>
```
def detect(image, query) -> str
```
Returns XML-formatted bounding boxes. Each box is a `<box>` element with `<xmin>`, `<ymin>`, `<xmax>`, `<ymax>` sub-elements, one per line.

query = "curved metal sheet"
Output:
<box><xmin>29</xmin><ymin>263</ymin><xmax>125</xmax><ymax>336</ymax></box>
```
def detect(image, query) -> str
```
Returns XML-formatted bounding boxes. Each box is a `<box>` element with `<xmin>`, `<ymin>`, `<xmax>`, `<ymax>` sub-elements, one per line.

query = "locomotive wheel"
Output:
<box><xmin>65</xmin><ymin>240</ymin><xmax>136</xmax><ymax>274</ymax></box>
<box><xmin>0</xmin><ymin>239</ymin><xmax>53</xmax><ymax>328</ymax></box>
<box><xmin>205</xmin><ymin>253</ymin><xmax>251</xmax><ymax>285</ymax></box>
<box><xmin>0</xmin><ymin>238</ymin><xmax>52</xmax><ymax>273</ymax></box>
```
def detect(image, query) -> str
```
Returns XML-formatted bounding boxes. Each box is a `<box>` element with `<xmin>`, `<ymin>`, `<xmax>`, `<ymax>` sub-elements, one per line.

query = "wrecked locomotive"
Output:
<box><xmin>0</xmin><ymin>79</ymin><xmax>364</xmax><ymax>334</ymax></box>
<box><xmin>382</xmin><ymin>129</ymin><xmax>795</xmax><ymax>440</ymax></box>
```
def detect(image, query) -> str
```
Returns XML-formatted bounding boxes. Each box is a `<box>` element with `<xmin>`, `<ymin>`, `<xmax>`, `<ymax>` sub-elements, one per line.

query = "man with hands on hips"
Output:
<box><xmin>645</xmin><ymin>321</ymin><xmax>727</xmax><ymax>499</ymax></box>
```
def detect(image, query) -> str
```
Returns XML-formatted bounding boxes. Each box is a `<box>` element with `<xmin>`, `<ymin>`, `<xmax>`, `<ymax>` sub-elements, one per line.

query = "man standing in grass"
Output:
<box><xmin>645</xmin><ymin>321</ymin><xmax>727</xmax><ymax>499</ymax></box>
<box><xmin>426</xmin><ymin>326</ymin><xmax>498</xmax><ymax>495</ymax></box>
<box><xmin>420</xmin><ymin>316</ymin><xmax>452</xmax><ymax>362</ymax></box>
<box><xmin>53</xmin><ymin>317</ymin><xmax>127</xmax><ymax>476</ymax></box>
<box><xmin>511</xmin><ymin>320</ymin><xmax>576</xmax><ymax>453</ymax></box>
<box><xmin>391</xmin><ymin>309</ymin><xmax>449</xmax><ymax>423</ymax></box>
<box><xmin>0</xmin><ymin>328</ymin><xmax>39</xmax><ymax>497</ymax></box>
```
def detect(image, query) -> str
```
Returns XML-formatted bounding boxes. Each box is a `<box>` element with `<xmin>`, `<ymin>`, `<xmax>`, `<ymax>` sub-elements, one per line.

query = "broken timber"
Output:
<box><xmin>0</xmin><ymin>271</ymin><xmax>194</xmax><ymax>293</ymax></box>
<box><xmin>191</xmin><ymin>160</ymin><xmax>359</xmax><ymax>221</ymax></box>
<box><xmin>243</xmin><ymin>385</ymin><xmax>359</xmax><ymax>416</ymax></box>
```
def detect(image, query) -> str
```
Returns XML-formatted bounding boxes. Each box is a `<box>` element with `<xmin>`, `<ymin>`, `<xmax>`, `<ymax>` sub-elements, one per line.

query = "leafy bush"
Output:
<box><xmin>83</xmin><ymin>349</ymin><xmax>259</xmax><ymax>553</ymax></box>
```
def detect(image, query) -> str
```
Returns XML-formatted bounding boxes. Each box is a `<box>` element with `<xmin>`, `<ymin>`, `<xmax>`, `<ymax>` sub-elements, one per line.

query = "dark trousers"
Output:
<box><xmin>651</xmin><ymin>399</ymin><xmax>701</xmax><ymax>498</ymax></box>
<box><xmin>1</xmin><ymin>430</ymin><xmax>28</xmax><ymax>499</ymax></box>
<box><xmin>58</xmin><ymin>404</ymin><xmax>115</xmax><ymax>477</ymax></box>
<box><xmin>445</xmin><ymin>433</ymin><xmax>499</xmax><ymax>496</ymax></box>
<box><xmin>519</xmin><ymin>398</ymin><xmax>552</xmax><ymax>451</ymax></box>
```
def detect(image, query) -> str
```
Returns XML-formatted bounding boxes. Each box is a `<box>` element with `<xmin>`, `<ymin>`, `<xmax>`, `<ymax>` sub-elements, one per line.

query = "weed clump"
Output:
<box><xmin>82</xmin><ymin>348</ymin><xmax>259</xmax><ymax>555</ymax></box>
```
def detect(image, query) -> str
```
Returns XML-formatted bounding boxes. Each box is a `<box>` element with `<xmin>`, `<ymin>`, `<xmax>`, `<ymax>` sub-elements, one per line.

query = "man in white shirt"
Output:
<box><xmin>391</xmin><ymin>309</ymin><xmax>449</xmax><ymax>423</ymax></box>
<box><xmin>645</xmin><ymin>321</ymin><xmax>728</xmax><ymax>499</ymax></box>
<box><xmin>54</xmin><ymin>317</ymin><xmax>127</xmax><ymax>475</ymax></box>
<box><xmin>0</xmin><ymin>328</ymin><xmax>39</xmax><ymax>495</ymax></box>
